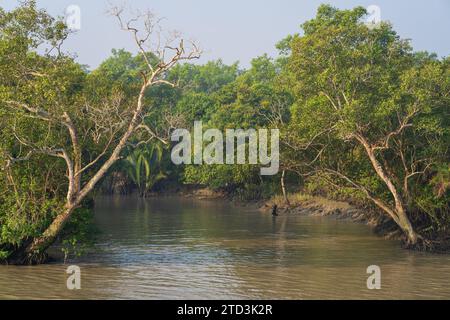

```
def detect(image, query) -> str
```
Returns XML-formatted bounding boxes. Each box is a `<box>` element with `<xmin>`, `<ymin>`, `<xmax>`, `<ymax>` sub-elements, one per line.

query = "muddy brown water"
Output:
<box><xmin>1</xmin><ymin>196</ymin><xmax>449</xmax><ymax>299</ymax></box>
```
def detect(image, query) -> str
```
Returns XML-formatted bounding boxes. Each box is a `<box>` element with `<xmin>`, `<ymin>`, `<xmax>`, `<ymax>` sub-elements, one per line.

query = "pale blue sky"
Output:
<box><xmin>2</xmin><ymin>0</ymin><xmax>449</xmax><ymax>69</ymax></box>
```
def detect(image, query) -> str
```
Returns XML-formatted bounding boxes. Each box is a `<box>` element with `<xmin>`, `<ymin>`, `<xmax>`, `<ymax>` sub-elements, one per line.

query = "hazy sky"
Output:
<box><xmin>2</xmin><ymin>0</ymin><xmax>449</xmax><ymax>69</ymax></box>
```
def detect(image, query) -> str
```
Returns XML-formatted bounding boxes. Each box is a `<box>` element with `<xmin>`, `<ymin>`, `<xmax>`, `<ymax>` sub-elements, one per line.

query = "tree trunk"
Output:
<box><xmin>3</xmin><ymin>25</ymin><xmax>201</xmax><ymax>264</ymax></box>
<box><xmin>4</xmin><ymin>206</ymin><xmax>75</xmax><ymax>265</ymax></box>
<box><xmin>29</xmin><ymin>206</ymin><xmax>75</xmax><ymax>258</ymax></box>
<box><xmin>396</xmin><ymin>207</ymin><xmax>418</xmax><ymax>245</ymax></box>
<box><xmin>281</xmin><ymin>170</ymin><xmax>290</xmax><ymax>207</ymax></box>
<box><xmin>356</xmin><ymin>135</ymin><xmax>419</xmax><ymax>245</ymax></box>
<box><xmin>7</xmin><ymin>84</ymin><xmax>150</xmax><ymax>265</ymax></box>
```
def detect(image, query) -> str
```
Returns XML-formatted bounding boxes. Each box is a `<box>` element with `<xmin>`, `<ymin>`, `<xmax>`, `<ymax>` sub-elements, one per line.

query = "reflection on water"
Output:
<box><xmin>1</xmin><ymin>196</ymin><xmax>450</xmax><ymax>299</ymax></box>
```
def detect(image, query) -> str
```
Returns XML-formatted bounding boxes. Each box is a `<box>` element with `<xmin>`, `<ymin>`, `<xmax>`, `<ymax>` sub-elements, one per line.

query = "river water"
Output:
<box><xmin>1</xmin><ymin>196</ymin><xmax>449</xmax><ymax>299</ymax></box>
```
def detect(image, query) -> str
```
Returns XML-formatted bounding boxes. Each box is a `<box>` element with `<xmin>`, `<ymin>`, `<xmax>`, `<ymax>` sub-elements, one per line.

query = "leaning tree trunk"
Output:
<box><xmin>3</xmin><ymin>16</ymin><xmax>200</xmax><ymax>264</ymax></box>
<box><xmin>356</xmin><ymin>135</ymin><xmax>419</xmax><ymax>245</ymax></box>
<box><xmin>6</xmin><ymin>206</ymin><xmax>76</xmax><ymax>265</ymax></box>
<box><xmin>7</xmin><ymin>84</ymin><xmax>149</xmax><ymax>265</ymax></box>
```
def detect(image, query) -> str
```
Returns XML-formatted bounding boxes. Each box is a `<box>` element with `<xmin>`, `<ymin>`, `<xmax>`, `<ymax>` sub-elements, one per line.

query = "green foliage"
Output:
<box><xmin>0</xmin><ymin>2</ymin><xmax>105</xmax><ymax>259</ymax></box>
<box><xmin>0</xmin><ymin>1</ymin><xmax>449</xmax><ymax>258</ymax></box>
<box><xmin>61</xmin><ymin>206</ymin><xmax>97</xmax><ymax>261</ymax></box>
<box><xmin>283</xmin><ymin>4</ymin><xmax>449</xmax><ymax>237</ymax></box>
<box><xmin>169</xmin><ymin>60</ymin><xmax>240</xmax><ymax>94</ymax></box>
<box><xmin>176</xmin><ymin>92</ymin><xmax>217</xmax><ymax>124</ymax></box>
<box><xmin>0</xmin><ymin>1</ymin><xmax>78</xmax><ymax>258</ymax></box>
<box><xmin>184</xmin><ymin>164</ymin><xmax>259</xmax><ymax>190</ymax></box>
<box><xmin>123</xmin><ymin>143</ymin><xmax>167</xmax><ymax>196</ymax></box>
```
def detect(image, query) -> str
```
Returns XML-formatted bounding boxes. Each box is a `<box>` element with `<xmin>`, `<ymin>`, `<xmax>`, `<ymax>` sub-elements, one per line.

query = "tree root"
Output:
<box><xmin>1</xmin><ymin>239</ymin><xmax>49</xmax><ymax>265</ymax></box>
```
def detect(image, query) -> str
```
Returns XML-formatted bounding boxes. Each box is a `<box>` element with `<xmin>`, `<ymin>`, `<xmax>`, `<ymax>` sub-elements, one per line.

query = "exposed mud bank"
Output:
<box><xmin>259</xmin><ymin>196</ymin><xmax>450</xmax><ymax>253</ymax></box>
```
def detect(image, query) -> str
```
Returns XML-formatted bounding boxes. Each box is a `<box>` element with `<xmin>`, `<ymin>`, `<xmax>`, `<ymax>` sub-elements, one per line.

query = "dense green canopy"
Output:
<box><xmin>0</xmin><ymin>2</ymin><xmax>448</xmax><ymax>262</ymax></box>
